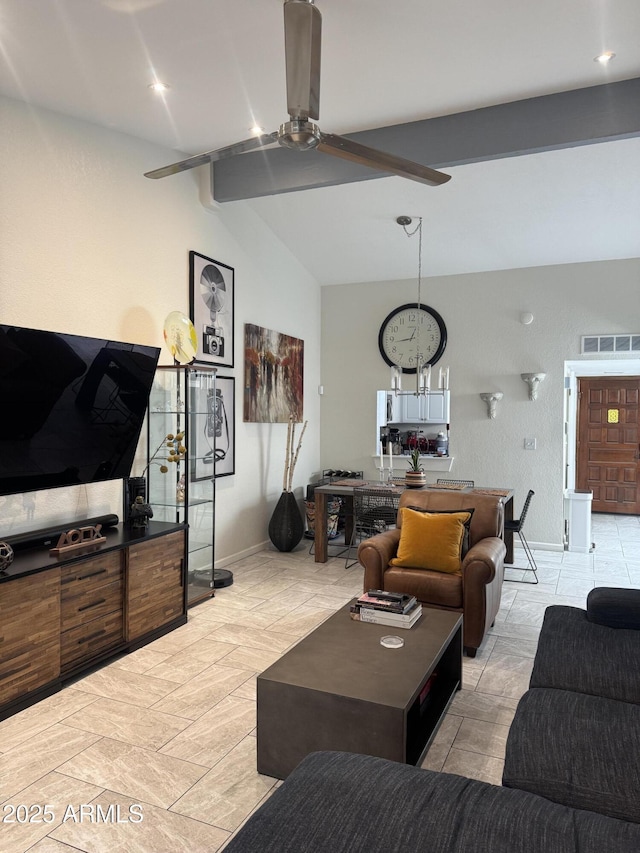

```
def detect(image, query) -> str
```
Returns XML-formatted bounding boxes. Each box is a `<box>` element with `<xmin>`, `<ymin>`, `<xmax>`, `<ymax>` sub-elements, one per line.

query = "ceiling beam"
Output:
<box><xmin>212</xmin><ymin>77</ymin><xmax>640</xmax><ymax>202</ymax></box>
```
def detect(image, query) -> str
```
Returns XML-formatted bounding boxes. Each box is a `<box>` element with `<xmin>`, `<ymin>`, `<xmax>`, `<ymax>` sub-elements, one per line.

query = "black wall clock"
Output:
<box><xmin>378</xmin><ymin>303</ymin><xmax>447</xmax><ymax>372</ymax></box>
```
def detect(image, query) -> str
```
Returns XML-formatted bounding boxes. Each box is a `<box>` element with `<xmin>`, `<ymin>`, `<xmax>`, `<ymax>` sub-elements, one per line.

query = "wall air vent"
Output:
<box><xmin>581</xmin><ymin>335</ymin><xmax>640</xmax><ymax>354</ymax></box>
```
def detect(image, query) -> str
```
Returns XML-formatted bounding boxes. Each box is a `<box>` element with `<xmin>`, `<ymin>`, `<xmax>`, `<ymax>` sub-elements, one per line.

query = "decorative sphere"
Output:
<box><xmin>0</xmin><ymin>541</ymin><xmax>14</xmax><ymax>570</ymax></box>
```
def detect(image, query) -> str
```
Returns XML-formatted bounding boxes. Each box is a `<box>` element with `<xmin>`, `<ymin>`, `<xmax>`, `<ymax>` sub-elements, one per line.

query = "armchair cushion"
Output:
<box><xmin>390</xmin><ymin>508</ymin><xmax>473</xmax><ymax>573</ymax></box>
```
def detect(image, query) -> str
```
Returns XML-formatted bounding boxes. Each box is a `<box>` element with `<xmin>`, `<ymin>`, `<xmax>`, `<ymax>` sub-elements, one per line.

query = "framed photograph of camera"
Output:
<box><xmin>192</xmin><ymin>376</ymin><xmax>235</xmax><ymax>481</ymax></box>
<box><xmin>189</xmin><ymin>250</ymin><xmax>235</xmax><ymax>367</ymax></box>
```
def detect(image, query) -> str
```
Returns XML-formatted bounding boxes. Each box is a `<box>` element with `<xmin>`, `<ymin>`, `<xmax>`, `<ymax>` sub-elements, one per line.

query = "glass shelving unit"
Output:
<box><xmin>147</xmin><ymin>365</ymin><xmax>216</xmax><ymax>606</ymax></box>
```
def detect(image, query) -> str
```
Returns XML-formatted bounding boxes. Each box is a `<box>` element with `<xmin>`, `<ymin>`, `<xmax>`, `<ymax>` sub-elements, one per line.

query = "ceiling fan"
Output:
<box><xmin>144</xmin><ymin>0</ymin><xmax>451</xmax><ymax>187</ymax></box>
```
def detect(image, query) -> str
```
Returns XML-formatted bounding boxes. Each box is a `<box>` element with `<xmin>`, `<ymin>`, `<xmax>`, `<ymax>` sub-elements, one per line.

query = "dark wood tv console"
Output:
<box><xmin>0</xmin><ymin>520</ymin><xmax>187</xmax><ymax>721</ymax></box>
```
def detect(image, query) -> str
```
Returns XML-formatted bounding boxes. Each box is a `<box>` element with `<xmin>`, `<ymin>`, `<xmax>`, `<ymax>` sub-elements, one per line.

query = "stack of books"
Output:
<box><xmin>350</xmin><ymin>590</ymin><xmax>422</xmax><ymax>629</ymax></box>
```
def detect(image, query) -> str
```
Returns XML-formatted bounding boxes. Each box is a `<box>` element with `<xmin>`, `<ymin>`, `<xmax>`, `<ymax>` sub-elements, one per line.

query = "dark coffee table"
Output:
<box><xmin>257</xmin><ymin>602</ymin><xmax>462</xmax><ymax>779</ymax></box>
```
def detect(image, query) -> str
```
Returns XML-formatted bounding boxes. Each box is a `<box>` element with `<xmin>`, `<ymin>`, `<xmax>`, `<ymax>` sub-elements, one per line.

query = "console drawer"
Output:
<box><xmin>61</xmin><ymin>579</ymin><xmax>123</xmax><ymax>633</ymax></box>
<box><xmin>61</xmin><ymin>551</ymin><xmax>122</xmax><ymax>597</ymax></box>
<box><xmin>61</xmin><ymin>609</ymin><xmax>124</xmax><ymax>671</ymax></box>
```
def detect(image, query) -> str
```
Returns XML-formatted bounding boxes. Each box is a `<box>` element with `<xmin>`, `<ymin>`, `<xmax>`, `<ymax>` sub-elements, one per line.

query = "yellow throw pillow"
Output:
<box><xmin>390</xmin><ymin>507</ymin><xmax>473</xmax><ymax>573</ymax></box>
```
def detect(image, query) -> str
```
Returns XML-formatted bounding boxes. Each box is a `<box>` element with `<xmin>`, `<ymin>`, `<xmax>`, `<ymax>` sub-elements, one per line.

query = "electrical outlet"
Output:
<box><xmin>524</xmin><ymin>438</ymin><xmax>537</xmax><ymax>450</ymax></box>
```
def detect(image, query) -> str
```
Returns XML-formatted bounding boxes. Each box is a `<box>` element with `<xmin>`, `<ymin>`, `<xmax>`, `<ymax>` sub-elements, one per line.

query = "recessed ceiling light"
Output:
<box><xmin>148</xmin><ymin>81</ymin><xmax>170</xmax><ymax>92</ymax></box>
<box><xmin>594</xmin><ymin>51</ymin><xmax>616</xmax><ymax>64</ymax></box>
<box><xmin>249</xmin><ymin>125</ymin><xmax>266</xmax><ymax>135</ymax></box>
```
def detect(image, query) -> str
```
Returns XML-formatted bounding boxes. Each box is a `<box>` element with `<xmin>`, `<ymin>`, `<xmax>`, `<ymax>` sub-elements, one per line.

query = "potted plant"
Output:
<box><xmin>405</xmin><ymin>447</ymin><xmax>426</xmax><ymax>488</ymax></box>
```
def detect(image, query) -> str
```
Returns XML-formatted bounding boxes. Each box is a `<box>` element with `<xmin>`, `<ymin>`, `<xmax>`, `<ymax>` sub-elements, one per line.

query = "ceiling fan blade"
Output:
<box><xmin>284</xmin><ymin>0</ymin><xmax>321</xmax><ymax>121</ymax></box>
<box><xmin>317</xmin><ymin>132</ymin><xmax>451</xmax><ymax>187</ymax></box>
<box><xmin>144</xmin><ymin>133</ymin><xmax>278</xmax><ymax>179</ymax></box>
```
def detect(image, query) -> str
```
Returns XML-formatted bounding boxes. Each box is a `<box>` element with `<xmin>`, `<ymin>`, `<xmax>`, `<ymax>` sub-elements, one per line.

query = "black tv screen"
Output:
<box><xmin>0</xmin><ymin>325</ymin><xmax>160</xmax><ymax>496</ymax></box>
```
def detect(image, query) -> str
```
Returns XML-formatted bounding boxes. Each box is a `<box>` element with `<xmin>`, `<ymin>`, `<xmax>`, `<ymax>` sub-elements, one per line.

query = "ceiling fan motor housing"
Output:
<box><xmin>278</xmin><ymin>119</ymin><xmax>321</xmax><ymax>151</ymax></box>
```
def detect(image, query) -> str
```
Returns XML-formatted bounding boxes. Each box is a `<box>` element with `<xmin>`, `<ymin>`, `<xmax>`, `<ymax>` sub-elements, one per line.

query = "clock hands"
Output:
<box><xmin>393</xmin><ymin>328</ymin><xmax>418</xmax><ymax>343</ymax></box>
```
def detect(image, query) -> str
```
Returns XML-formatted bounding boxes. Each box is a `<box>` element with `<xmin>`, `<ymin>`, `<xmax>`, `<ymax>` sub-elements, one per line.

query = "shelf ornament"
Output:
<box><xmin>479</xmin><ymin>392</ymin><xmax>503</xmax><ymax>419</ymax></box>
<box><xmin>521</xmin><ymin>373</ymin><xmax>546</xmax><ymax>401</ymax></box>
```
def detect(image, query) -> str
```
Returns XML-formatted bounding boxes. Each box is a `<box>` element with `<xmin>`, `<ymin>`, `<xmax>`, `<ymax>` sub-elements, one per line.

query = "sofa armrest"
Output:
<box><xmin>461</xmin><ymin>536</ymin><xmax>506</xmax><ymax>584</ymax></box>
<box><xmin>460</xmin><ymin>536</ymin><xmax>506</xmax><ymax>653</ymax></box>
<box><xmin>587</xmin><ymin>587</ymin><xmax>640</xmax><ymax>630</ymax></box>
<box><xmin>357</xmin><ymin>529</ymin><xmax>401</xmax><ymax>590</ymax></box>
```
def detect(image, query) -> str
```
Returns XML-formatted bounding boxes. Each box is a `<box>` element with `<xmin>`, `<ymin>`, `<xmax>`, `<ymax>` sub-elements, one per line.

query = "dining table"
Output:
<box><xmin>313</xmin><ymin>480</ymin><xmax>515</xmax><ymax>564</ymax></box>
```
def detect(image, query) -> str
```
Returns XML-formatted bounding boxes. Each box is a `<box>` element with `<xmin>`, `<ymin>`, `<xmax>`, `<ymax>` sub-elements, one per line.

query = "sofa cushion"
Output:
<box><xmin>390</xmin><ymin>507</ymin><xmax>472</xmax><ymax>573</ymax></box>
<box><xmin>503</xmin><ymin>687</ymin><xmax>640</xmax><ymax>823</ymax></box>
<box><xmin>224</xmin><ymin>751</ymin><xmax>640</xmax><ymax>853</ymax></box>
<box><xmin>587</xmin><ymin>587</ymin><xmax>640</xmax><ymax>630</ymax></box>
<box><xmin>530</xmin><ymin>605</ymin><xmax>640</xmax><ymax>704</ymax></box>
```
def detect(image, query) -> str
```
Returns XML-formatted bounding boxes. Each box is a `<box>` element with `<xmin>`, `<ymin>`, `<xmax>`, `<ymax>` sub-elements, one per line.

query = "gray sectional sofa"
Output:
<box><xmin>224</xmin><ymin>588</ymin><xmax>640</xmax><ymax>852</ymax></box>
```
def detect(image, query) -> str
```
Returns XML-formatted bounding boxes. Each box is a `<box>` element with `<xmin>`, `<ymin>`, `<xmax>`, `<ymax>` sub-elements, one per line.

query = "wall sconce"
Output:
<box><xmin>521</xmin><ymin>372</ymin><xmax>546</xmax><ymax>401</ymax></box>
<box><xmin>479</xmin><ymin>392</ymin><xmax>503</xmax><ymax>419</ymax></box>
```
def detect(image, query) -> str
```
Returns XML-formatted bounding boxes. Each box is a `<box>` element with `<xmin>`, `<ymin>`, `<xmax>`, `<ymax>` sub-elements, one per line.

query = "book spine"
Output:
<box><xmin>354</xmin><ymin>607</ymin><xmax>421</xmax><ymax>627</ymax></box>
<box><xmin>357</xmin><ymin>596</ymin><xmax>417</xmax><ymax>614</ymax></box>
<box><xmin>357</xmin><ymin>603</ymin><xmax>404</xmax><ymax>614</ymax></box>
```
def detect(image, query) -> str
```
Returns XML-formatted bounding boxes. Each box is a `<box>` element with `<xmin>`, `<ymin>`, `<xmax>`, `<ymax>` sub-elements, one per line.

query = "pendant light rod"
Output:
<box><xmin>396</xmin><ymin>215</ymin><xmax>427</xmax><ymax>397</ymax></box>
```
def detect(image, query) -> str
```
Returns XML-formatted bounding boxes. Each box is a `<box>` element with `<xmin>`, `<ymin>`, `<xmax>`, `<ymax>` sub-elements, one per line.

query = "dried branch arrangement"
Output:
<box><xmin>142</xmin><ymin>431</ymin><xmax>186</xmax><ymax>477</ymax></box>
<box><xmin>283</xmin><ymin>415</ymin><xmax>308</xmax><ymax>492</ymax></box>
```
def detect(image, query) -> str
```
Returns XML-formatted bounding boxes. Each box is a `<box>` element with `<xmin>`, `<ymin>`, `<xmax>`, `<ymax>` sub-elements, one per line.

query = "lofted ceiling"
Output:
<box><xmin>1</xmin><ymin>0</ymin><xmax>639</xmax><ymax>284</ymax></box>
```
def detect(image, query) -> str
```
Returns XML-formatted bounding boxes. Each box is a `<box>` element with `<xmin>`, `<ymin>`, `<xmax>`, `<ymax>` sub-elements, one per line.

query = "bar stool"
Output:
<box><xmin>504</xmin><ymin>489</ymin><xmax>538</xmax><ymax>584</ymax></box>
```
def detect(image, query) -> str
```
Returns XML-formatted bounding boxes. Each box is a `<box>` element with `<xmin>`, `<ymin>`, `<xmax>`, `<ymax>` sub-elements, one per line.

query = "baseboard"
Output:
<box><xmin>519</xmin><ymin>540</ymin><xmax>564</xmax><ymax>553</ymax></box>
<box><xmin>215</xmin><ymin>538</ymin><xmax>272</xmax><ymax>569</ymax></box>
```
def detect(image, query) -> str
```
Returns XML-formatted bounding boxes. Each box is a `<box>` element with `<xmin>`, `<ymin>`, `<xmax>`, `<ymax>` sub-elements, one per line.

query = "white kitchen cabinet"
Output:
<box><xmin>389</xmin><ymin>390</ymin><xmax>450</xmax><ymax>424</ymax></box>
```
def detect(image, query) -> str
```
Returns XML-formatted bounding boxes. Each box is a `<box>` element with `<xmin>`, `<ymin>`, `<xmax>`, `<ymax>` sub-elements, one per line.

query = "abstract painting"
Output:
<box><xmin>243</xmin><ymin>323</ymin><xmax>304</xmax><ymax>423</ymax></box>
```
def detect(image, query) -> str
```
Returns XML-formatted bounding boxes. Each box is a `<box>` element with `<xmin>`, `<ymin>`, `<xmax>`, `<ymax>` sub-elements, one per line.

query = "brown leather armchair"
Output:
<box><xmin>357</xmin><ymin>490</ymin><xmax>506</xmax><ymax>657</ymax></box>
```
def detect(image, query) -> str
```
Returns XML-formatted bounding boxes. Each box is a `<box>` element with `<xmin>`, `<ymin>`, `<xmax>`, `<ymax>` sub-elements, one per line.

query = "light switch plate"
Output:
<box><xmin>524</xmin><ymin>438</ymin><xmax>537</xmax><ymax>450</ymax></box>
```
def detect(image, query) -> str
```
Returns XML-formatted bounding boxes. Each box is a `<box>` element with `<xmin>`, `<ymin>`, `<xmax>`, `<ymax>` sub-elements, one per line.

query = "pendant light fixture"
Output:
<box><xmin>391</xmin><ymin>215</ymin><xmax>441</xmax><ymax>397</ymax></box>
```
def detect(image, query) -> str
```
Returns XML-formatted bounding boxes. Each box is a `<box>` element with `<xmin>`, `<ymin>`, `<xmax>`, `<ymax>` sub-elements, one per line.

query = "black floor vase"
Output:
<box><xmin>269</xmin><ymin>491</ymin><xmax>304</xmax><ymax>552</ymax></box>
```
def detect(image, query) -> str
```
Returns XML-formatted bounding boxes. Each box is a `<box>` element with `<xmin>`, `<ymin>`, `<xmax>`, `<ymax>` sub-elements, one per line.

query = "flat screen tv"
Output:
<box><xmin>0</xmin><ymin>324</ymin><xmax>160</xmax><ymax>496</ymax></box>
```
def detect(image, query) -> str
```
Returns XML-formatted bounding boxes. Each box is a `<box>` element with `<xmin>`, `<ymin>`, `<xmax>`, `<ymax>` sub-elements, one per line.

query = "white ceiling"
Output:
<box><xmin>1</xmin><ymin>0</ymin><xmax>639</xmax><ymax>285</ymax></box>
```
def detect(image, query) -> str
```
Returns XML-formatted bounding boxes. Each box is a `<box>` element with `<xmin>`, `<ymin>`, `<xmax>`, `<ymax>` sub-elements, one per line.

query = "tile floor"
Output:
<box><xmin>1</xmin><ymin>513</ymin><xmax>639</xmax><ymax>852</ymax></box>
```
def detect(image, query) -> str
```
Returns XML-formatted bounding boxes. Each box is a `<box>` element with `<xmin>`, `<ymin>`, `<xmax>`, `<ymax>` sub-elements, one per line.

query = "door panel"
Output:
<box><xmin>577</xmin><ymin>377</ymin><xmax>640</xmax><ymax>514</ymax></box>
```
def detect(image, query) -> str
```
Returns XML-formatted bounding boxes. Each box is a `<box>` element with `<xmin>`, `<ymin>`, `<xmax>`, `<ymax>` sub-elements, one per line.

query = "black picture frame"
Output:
<box><xmin>191</xmin><ymin>376</ymin><xmax>235</xmax><ymax>481</ymax></box>
<box><xmin>189</xmin><ymin>251</ymin><xmax>235</xmax><ymax>367</ymax></box>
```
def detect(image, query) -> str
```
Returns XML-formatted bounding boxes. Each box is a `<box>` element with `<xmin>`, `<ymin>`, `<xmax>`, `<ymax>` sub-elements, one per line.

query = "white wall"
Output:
<box><xmin>0</xmin><ymin>95</ymin><xmax>321</xmax><ymax>562</ymax></box>
<box><xmin>321</xmin><ymin>259</ymin><xmax>640</xmax><ymax>548</ymax></box>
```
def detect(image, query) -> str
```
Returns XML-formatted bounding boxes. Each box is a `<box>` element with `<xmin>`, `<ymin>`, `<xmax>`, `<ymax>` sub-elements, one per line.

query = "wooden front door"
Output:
<box><xmin>577</xmin><ymin>377</ymin><xmax>640</xmax><ymax>514</ymax></box>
